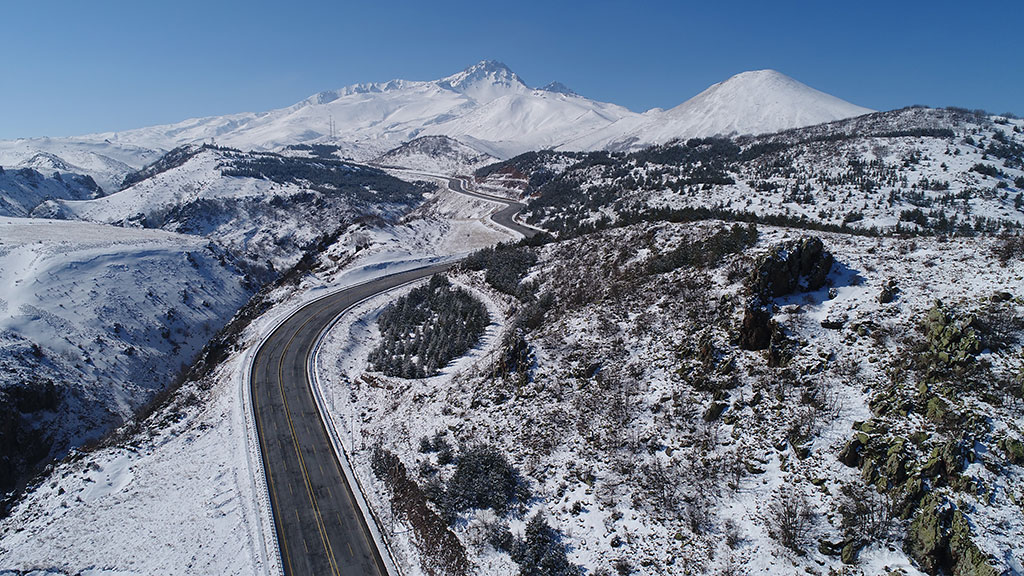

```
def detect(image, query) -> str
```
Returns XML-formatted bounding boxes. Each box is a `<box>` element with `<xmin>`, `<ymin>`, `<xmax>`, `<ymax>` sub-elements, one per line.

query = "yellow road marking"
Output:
<box><xmin>278</xmin><ymin>307</ymin><xmax>342</xmax><ymax>576</ymax></box>
<box><xmin>256</xmin><ymin>274</ymin><xmax>449</xmax><ymax>576</ymax></box>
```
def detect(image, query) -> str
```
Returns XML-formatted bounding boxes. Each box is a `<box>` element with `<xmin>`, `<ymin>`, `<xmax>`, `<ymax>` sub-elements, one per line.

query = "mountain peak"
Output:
<box><xmin>713</xmin><ymin>69</ymin><xmax>807</xmax><ymax>91</ymax></box>
<box><xmin>539</xmin><ymin>82</ymin><xmax>577</xmax><ymax>96</ymax></box>
<box><xmin>438</xmin><ymin>60</ymin><xmax>530</xmax><ymax>103</ymax></box>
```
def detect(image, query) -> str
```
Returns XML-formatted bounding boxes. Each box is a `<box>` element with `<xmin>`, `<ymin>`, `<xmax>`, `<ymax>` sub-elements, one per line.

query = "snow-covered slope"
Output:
<box><xmin>565</xmin><ymin>70</ymin><xmax>873</xmax><ymax>151</ymax></box>
<box><xmin>0</xmin><ymin>139</ymin><xmax>162</xmax><ymax>193</ymax></box>
<box><xmin>47</xmin><ymin>145</ymin><xmax>428</xmax><ymax>269</ymax></box>
<box><xmin>0</xmin><ymin>65</ymin><xmax>875</xmax><ymax>183</ymax></box>
<box><xmin>485</xmin><ymin>107</ymin><xmax>1024</xmax><ymax>237</ymax></box>
<box><xmin>0</xmin><ymin>166</ymin><xmax>102</xmax><ymax>217</ymax></box>
<box><xmin>0</xmin><ymin>217</ymin><xmax>254</xmax><ymax>495</ymax></box>
<box><xmin>16</xmin><ymin>61</ymin><xmax>637</xmax><ymax>166</ymax></box>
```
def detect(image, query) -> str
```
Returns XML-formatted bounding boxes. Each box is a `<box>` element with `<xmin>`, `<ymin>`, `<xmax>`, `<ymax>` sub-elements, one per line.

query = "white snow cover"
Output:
<box><xmin>314</xmin><ymin>223</ymin><xmax>1024</xmax><ymax>576</ymax></box>
<box><xmin>564</xmin><ymin>69</ymin><xmax>873</xmax><ymax>151</ymax></box>
<box><xmin>0</xmin><ymin>217</ymin><xmax>252</xmax><ymax>469</ymax></box>
<box><xmin>0</xmin><ymin>167</ymin><xmax>100</xmax><ymax>217</ymax></box>
<box><xmin>373</xmin><ymin>136</ymin><xmax>497</xmax><ymax>175</ymax></box>
<box><xmin>0</xmin><ymin>61</ymin><xmax>636</xmax><ymax>168</ymax></box>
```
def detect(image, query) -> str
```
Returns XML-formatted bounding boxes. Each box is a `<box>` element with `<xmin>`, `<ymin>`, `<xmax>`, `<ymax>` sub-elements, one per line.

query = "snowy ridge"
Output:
<box><xmin>0</xmin><ymin>175</ymin><xmax>516</xmax><ymax>574</ymax></box>
<box><xmin>0</xmin><ymin>166</ymin><xmax>101</xmax><ymax>217</ymax></box>
<box><xmin>0</xmin><ymin>217</ymin><xmax>254</xmax><ymax>496</ymax></box>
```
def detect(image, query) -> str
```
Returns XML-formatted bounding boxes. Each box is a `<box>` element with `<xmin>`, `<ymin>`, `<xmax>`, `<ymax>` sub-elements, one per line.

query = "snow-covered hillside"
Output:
<box><xmin>480</xmin><ymin>107</ymin><xmax>1024</xmax><ymax>237</ymax></box>
<box><xmin>0</xmin><ymin>61</ymin><xmax>636</xmax><ymax>171</ymax></box>
<box><xmin>564</xmin><ymin>69</ymin><xmax>873</xmax><ymax>152</ymax></box>
<box><xmin>373</xmin><ymin>136</ymin><xmax>497</xmax><ymax>175</ymax></box>
<box><xmin>0</xmin><ymin>166</ymin><xmax>102</xmax><ymax>217</ymax></box>
<box><xmin>0</xmin><ymin>173</ymin><xmax>518</xmax><ymax>575</ymax></box>
<box><xmin>47</xmin><ymin>145</ymin><xmax>429</xmax><ymax>269</ymax></box>
<box><xmin>0</xmin><ymin>143</ymin><xmax>429</xmax><ymax>502</ymax></box>
<box><xmin>0</xmin><ymin>63</ymin><xmax>876</xmax><ymax>184</ymax></box>
<box><xmin>0</xmin><ymin>139</ymin><xmax>163</xmax><ymax>193</ymax></box>
<box><xmin>0</xmin><ymin>217</ymin><xmax>254</xmax><ymax>496</ymax></box>
<box><xmin>316</xmin><ymin>222</ymin><xmax>1024</xmax><ymax>576</ymax></box>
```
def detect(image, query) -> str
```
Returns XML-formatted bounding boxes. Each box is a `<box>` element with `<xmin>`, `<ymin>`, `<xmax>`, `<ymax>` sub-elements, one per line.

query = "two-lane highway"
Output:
<box><xmin>251</xmin><ymin>176</ymin><xmax>538</xmax><ymax>575</ymax></box>
<box><xmin>252</xmin><ymin>264</ymin><xmax>450</xmax><ymax>576</ymax></box>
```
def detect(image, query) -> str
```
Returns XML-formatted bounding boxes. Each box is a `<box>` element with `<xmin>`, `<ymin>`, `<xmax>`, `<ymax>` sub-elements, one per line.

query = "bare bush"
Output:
<box><xmin>765</xmin><ymin>486</ymin><xmax>816</xmax><ymax>553</ymax></box>
<box><xmin>838</xmin><ymin>483</ymin><xmax>893</xmax><ymax>542</ymax></box>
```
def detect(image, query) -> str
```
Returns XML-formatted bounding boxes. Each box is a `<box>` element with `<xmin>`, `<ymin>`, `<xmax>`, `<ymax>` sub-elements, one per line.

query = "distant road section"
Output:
<box><xmin>445</xmin><ymin>176</ymin><xmax>540</xmax><ymax>239</ymax></box>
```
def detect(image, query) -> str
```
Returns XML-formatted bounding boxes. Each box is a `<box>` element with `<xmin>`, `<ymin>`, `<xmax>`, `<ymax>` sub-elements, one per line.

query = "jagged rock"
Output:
<box><xmin>749</xmin><ymin>236</ymin><xmax>834</xmax><ymax>299</ymax></box>
<box><xmin>908</xmin><ymin>496</ymin><xmax>1001</xmax><ymax>576</ymax></box>
<box><xmin>923</xmin><ymin>302</ymin><xmax>982</xmax><ymax>367</ymax></box>
<box><xmin>878</xmin><ymin>280</ymin><xmax>899</xmax><ymax>304</ymax></box>
<box><xmin>739</xmin><ymin>301</ymin><xmax>773</xmax><ymax>351</ymax></box>
<box><xmin>766</xmin><ymin>327</ymin><xmax>796</xmax><ymax>368</ymax></box>
<box><xmin>991</xmin><ymin>291</ymin><xmax>1013</xmax><ymax>303</ymax></box>
<box><xmin>998</xmin><ymin>436</ymin><xmax>1024</xmax><ymax>465</ymax></box>
<box><xmin>949</xmin><ymin>510</ymin><xmax>1000</xmax><ymax>576</ymax></box>
<box><xmin>895</xmin><ymin>475</ymin><xmax>925</xmax><ymax>519</ymax></box>
<box><xmin>926</xmin><ymin>396</ymin><xmax>950</xmax><ymax>423</ymax></box>
<box><xmin>908</xmin><ymin>494</ymin><xmax>953</xmax><ymax>574</ymax></box>
<box><xmin>839</xmin><ymin>436</ymin><xmax>864</xmax><ymax>467</ymax></box>
<box><xmin>819</xmin><ymin>539</ymin><xmax>843</xmax><ymax>557</ymax></box>
<box><xmin>921</xmin><ymin>441</ymin><xmax>964</xmax><ymax>483</ymax></box>
<box><xmin>841</xmin><ymin>540</ymin><xmax>863</xmax><ymax>564</ymax></box>
<box><xmin>820</xmin><ymin>315</ymin><xmax>846</xmax><ymax>329</ymax></box>
<box><xmin>703</xmin><ymin>401</ymin><xmax>728</xmax><ymax>422</ymax></box>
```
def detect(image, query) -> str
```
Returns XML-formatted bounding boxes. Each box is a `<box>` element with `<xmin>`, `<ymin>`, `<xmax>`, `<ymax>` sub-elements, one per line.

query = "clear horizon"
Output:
<box><xmin>3</xmin><ymin>0</ymin><xmax>1021</xmax><ymax>139</ymax></box>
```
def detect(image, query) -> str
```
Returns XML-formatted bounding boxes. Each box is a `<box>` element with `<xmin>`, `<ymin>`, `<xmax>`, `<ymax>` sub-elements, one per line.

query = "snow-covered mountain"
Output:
<box><xmin>0</xmin><ymin>61</ymin><xmax>635</xmax><ymax>167</ymax></box>
<box><xmin>564</xmin><ymin>69</ymin><xmax>873</xmax><ymax>151</ymax></box>
<box><xmin>0</xmin><ymin>63</ymin><xmax>874</xmax><ymax>182</ymax></box>
<box><xmin>0</xmin><ymin>217</ymin><xmax>256</xmax><ymax>495</ymax></box>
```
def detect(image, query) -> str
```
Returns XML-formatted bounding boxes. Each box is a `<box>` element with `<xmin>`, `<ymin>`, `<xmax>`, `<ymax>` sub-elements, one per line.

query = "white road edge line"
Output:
<box><xmin>242</xmin><ymin>168</ymin><xmax>537</xmax><ymax>575</ymax></box>
<box><xmin>242</xmin><ymin>261</ymin><xmax>453</xmax><ymax>576</ymax></box>
<box><xmin>307</xmin><ymin>276</ymin><xmax>432</xmax><ymax>576</ymax></box>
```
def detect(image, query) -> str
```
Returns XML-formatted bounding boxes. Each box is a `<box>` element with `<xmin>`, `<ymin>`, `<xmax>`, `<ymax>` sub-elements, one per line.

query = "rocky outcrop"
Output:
<box><xmin>907</xmin><ymin>494</ymin><xmax>1001</xmax><ymax>576</ymax></box>
<box><xmin>749</xmin><ymin>236</ymin><xmax>834</xmax><ymax>299</ymax></box>
<box><xmin>738</xmin><ymin>301</ymin><xmax>774</xmax><ymax>350</ymax></box>
<box><xmin>923</xmin><ymin>302</ymin><xmax>982</xmax><ymax>367</ymax></box>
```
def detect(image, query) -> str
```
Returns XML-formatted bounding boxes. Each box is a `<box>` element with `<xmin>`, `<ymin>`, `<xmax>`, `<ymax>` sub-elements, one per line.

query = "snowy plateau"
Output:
<box><xmin>0</xmin><ymin>60</ymin><xmax>1022</xmax><ymax>576</ymax></box>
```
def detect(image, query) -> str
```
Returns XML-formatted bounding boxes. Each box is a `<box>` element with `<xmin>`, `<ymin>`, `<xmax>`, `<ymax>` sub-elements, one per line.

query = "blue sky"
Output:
<box><xmin>3</xmin><ymin>0</ymin><xmax>1021</xmax><ymax>139</ymax></box>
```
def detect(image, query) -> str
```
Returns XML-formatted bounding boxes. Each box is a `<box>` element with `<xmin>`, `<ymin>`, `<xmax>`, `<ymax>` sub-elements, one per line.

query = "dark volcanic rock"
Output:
<box><xmin>750</xmin><ymin>236</ymin><xmax>834</xmax><ymax>299</ymax></box>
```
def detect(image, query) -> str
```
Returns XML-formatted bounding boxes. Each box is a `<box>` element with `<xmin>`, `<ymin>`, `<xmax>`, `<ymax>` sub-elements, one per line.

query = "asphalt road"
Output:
<box><xmin>445</xmin><ymin>177</ymin><xmax>540</xmax><ymax>239</ymax></box>
<box><xmin>251</xmin><ymin>178</ymin><xmax>538</xmax><ymax>575</ymax></box>
<box><xmin>251</xmin><ymin>263</ymin><xmax>450</xmax><ymax>576</ymax></box>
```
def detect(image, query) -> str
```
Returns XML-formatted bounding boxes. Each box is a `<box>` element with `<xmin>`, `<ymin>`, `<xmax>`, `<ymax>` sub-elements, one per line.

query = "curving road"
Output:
<box><xmin>445</xmin><ymin>177</ymin><xmax>540</xmax><ymax>239</ymax></box>
<box><xmin>251</xmin><ymin>177</ymin><xmax>537</xmax><ymax>575</ymax></box>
